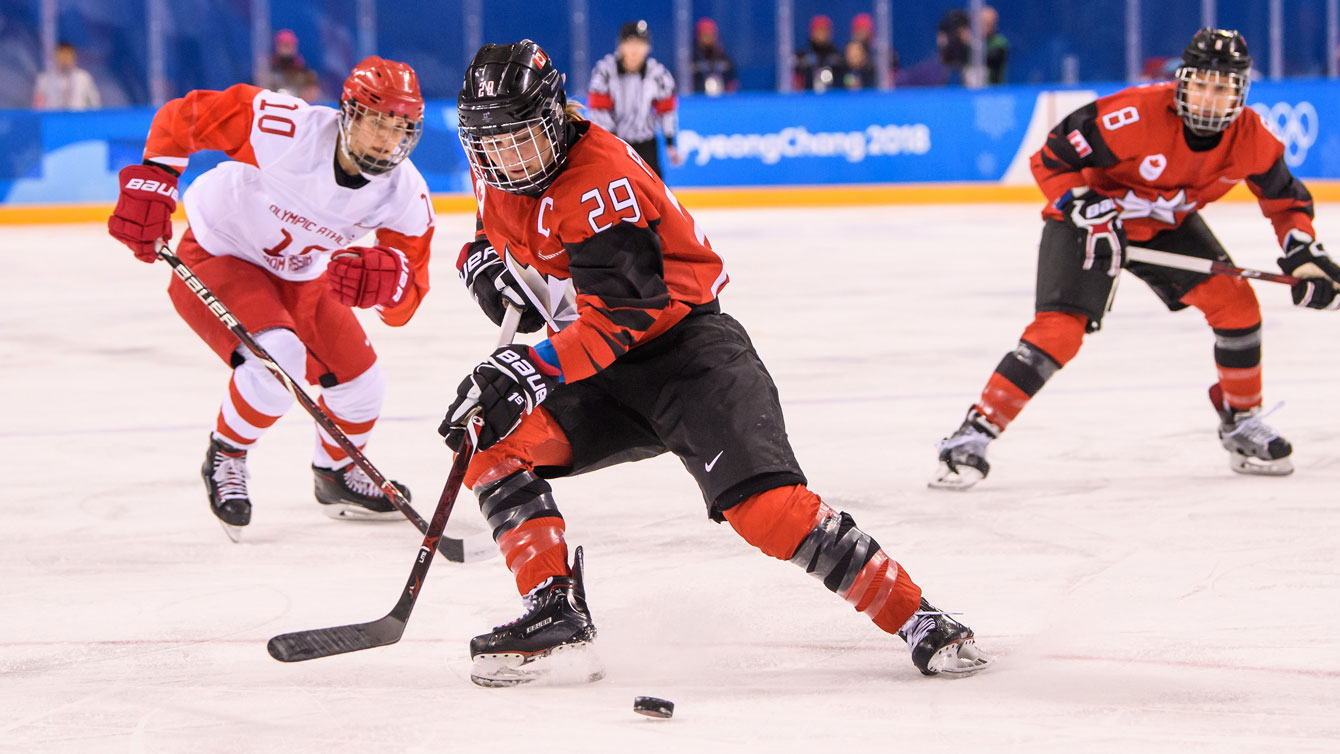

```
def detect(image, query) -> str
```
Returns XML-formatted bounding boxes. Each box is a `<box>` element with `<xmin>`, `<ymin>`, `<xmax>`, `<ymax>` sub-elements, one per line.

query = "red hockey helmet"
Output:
<box><xmin>338</xmin><ymin>56</ymin><xmax>424</xmax><ymax>175</ymax></box>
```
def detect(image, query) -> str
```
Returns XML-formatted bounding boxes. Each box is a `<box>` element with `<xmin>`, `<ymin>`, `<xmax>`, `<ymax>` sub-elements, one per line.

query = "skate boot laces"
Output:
<box><xmin>901</xmin><ymin>608</ymin><xmax>962</xmax><ymax>647</ymax></box>
<box><xmin>496</xmin><ymin>577</ymin><xmax>554</xmax><ymax>630</ymax></box>
<box><xmin>938</xmin><ymin>414</ymin><xmax>997</xmax><ymax>455</ymax></box>
<box><xmin>939</xmin><ymin>428</ymin><xmax>990</xmax><ymax>454</ymax></box>
<box><xmin>1222</xmin><ymin>401</ymin><xmax>1284</xmax><ymax>445</ymax></box>
<box><xmin>342</xmin><ymin>465</ymin><xmax>384</xmax><ymax>499</ymax></box>
<box><xmin>211</xmin><ymin>452</ymin><xmax>250</xmax><ymax>501</ymax></box>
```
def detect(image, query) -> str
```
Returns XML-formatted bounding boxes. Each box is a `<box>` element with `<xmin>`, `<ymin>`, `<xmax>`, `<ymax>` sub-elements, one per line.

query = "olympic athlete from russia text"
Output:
<box><xmin>107</xmin><ymin>57</ymin><xmax>435</xmax><ymax>536</ymax></box>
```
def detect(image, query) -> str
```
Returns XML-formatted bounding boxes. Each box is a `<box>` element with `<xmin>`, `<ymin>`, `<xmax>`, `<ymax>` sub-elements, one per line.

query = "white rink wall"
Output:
<box><xmin>2</xmin><ymin>204</ymin><xmax>1338</xmax><ymax>753</ymax></box>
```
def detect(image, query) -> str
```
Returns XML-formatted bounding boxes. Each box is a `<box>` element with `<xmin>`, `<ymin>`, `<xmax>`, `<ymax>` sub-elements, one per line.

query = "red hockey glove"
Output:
<box><xmin>1278</xmin><ymin>230</ymin><xmax>1340</xmax><ymax>310</ymax></box>
<box><xmin>107</xmin><ymin>163</ymin><xmax>179</xmax><ymax>263</ymax></box>
<box><xmin>326</xmin><ymin>245</ymin><xmax>413</xmax><ymax>309</ymax></box>
<box><xmin>1058</xmin><ymin>188</ymin><xmax>1126</xmax><ymax>277</ymax></box>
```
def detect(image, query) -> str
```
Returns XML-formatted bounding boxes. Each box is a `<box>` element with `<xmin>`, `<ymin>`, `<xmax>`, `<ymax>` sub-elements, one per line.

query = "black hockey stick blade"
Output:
<box><xmin>265</xmin><ymin>440</ymin><xmax>472</xmax><ymax>663</ymax></box>
<box><xmin>268</xmin><ymin>616</ymin><xmax>406</xmax><ymax>662</ymax></box>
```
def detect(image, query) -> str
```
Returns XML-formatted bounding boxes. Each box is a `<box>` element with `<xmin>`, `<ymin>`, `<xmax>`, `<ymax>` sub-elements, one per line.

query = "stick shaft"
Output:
<box><xmin>1127</xmin><ymin>246</ymin><xmax>1301</xmax><ymax>286</ymax></box>
<box><xmin>157</xmin><ymin>244</ymin><xmax>465</xmax><ymax>558</ymax></box>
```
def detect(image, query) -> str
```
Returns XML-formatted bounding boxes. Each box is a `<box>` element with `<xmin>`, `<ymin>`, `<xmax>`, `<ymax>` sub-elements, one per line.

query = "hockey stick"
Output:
<box><xmin>157</xmin><ymin>242</ymin><xmax>494</xmax><ymax>563</ymax></box>
<box><xmin>1127</xmin><ymin>246</ymin><xmax>1302</xmax><ymax>286</ymax></box>
<box><xmin>265</xmin><ymin>305</ymin><xmax>522</xmax><ymax>662</ymax></box>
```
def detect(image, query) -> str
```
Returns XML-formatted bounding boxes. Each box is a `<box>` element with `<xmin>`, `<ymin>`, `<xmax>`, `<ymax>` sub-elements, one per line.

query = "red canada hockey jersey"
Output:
<box><xmin>470</xmin><ymin>122</ymin><xmax>727</xmax><ymax>382</ymax></box>
<box><xmin>1030</xmin><ymin>81</ymin><xmax>1314</xmax><ymax>244</ymax></box>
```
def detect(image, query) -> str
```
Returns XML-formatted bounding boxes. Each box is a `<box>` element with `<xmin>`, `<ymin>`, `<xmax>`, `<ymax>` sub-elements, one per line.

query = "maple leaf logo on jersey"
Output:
<box><xmin>1138</xmin><ymin>154</ymin><xmax>1167</xmax><ymax>182</ymax></box>
<box><xmin>1117</xmin><ymin>189</ymin><xmax>1197</xmax><ymax>225</ymax></box>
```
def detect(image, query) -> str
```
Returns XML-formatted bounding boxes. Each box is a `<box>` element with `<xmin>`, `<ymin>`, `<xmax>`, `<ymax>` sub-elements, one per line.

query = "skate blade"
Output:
<box><xmin>927</xmin><ymin>638</ymin><xmax>990</xmax><ymax>677</ymax></box>
<box><xmin>928</xmin><ymin>462</ymin><xmax>984</xmax><ymax>491</ymax></box>
<box><xmin>319</xmin><ymin>503</ymin><xmax>401</xmax><ymax>521</ymax></box>
<box><xmin>470</xmin><ymin>642</ymin><xmax>605</xmax><ymax>688</ymax></box>
<box><xmin>1228</xmin><ymin>453</ymin><xmax>1294</xmax><ymax>476</ymax></box>
<box><xmin>217</xmin><ymin>519</ymin><xmax>244</xmax><ymax>543</ymax></box>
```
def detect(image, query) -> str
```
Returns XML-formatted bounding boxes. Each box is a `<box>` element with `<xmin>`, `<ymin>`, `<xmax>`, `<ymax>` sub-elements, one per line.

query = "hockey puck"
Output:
<box><xmin>633</xmin><ymin>696</ymin><xmax>674</xmax><ymax>719</ymax></box>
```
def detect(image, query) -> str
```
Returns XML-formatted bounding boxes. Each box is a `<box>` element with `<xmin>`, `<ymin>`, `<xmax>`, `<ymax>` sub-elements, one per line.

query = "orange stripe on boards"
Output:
<box><xmin>11</xmin><ymin>181</ymin><xmax>1340</xmax><ymax>226</ymax></box>
<box><xmin>11</xmin><ymin>181</ymin><xmax>1340</xmax><ymax>225</ymax></box>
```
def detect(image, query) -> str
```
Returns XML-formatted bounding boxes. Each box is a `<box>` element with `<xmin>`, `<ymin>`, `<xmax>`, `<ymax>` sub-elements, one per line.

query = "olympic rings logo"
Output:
<box><xmin>1249</xmin><ymin>101</ymin><xmax>1318</xmax><ymax>167</ymax></box>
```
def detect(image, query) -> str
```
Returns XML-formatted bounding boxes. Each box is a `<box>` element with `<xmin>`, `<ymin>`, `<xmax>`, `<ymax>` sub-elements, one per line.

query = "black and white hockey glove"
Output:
<box><xmin>439</xmin><ymin>345</ymin><xmax>561</xmax><ymax>451</ymax></box>
<box><xmin>1278</xmin><ymin>229</ymin><xmax>1340</xmax><ymax>310</ymax></box>
<box><xmin>1058</xmin><ymin>188</ymin><xmax>1126</xmax><ymax>277</ymax></box>
<box><xmin>456</xmin><ymin>241</ymin><xmax>546</xmax><ymax>332</ymax></box>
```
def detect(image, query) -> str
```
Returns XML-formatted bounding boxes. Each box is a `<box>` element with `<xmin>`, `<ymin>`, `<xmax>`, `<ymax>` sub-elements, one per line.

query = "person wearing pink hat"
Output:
<box><xmin>794</xmin><ymin>14</ymin><xmax>842</xmax><ymax>91</ymax></box>
<box><xmin>690</xmin><ymin>18</ymin><xmax>737</xmax><ymax>95</ymax></box>
<box><xmin>267</xmin><ymin>28</ymin><xmax>320</xmax><ymax>101</ymax></box>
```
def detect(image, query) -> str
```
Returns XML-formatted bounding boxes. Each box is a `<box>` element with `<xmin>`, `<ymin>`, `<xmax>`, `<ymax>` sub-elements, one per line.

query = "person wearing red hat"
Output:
<box><xmin>690</xmin><ymin>17</ymin><xmax>737</xmax><ymax>95</ymax></box>
<box><xmin>850</xmin><ymin>13</ymin><xmax>874</xmax><ymax>52</ymax></box>
<box><xmin>106</xmin><ymin>57</ymin><xmax>436</xmax><ymax>539</ymax></box>
<box><xmin>794</xmin><ymin>14</ymin><xmax>842</xmax><ymax>91</ymax></box>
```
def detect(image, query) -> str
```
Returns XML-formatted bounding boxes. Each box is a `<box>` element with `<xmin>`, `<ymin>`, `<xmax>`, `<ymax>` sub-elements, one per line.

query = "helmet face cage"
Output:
<box><xmin>338</xmin><ymin>99</ymin><xmax>423</xmax><ymax>176</ymax></box>
<box><xmin>1174</xmin><ymin>65</ymin><xmax>1249</xmax><ymax>135</ymax></box>
<box><xmin>459</xmin><ymin>108</ymin><xmax>567</xmax><ymax>196</ymax></box>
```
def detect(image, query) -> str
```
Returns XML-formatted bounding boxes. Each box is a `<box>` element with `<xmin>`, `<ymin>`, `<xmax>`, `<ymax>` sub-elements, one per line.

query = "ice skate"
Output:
<box><xmin>312</xmin><ymin>464</ymin><xmax>407</xmax><ymax>520</ymax></box>
<box><xmin>929</xmin><ymin>408</ymin><xmax>1001</xmax><ymax>490</ymax></box>
<box><xmin>202</xmin><ymin>436</ymin><xmax>251</xmax><ymax>542</ymax></box>
<box><xmin>897</xmin><ymin>598</ymin><xmax>989</xmax><ymax>677</ymax></box>
<box><xmin>469</xmin><ymin>546</ymin><xmax>604</xmax><ymax>687</ymax></box>
<box><xmin>1210</xmin><ymin>386</ymin><xmax>1293</xmax><ymax>476</ymax></box>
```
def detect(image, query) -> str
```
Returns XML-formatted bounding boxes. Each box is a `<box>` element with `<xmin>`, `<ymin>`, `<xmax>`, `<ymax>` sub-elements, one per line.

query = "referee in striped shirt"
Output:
<box><xmin>587</xmin><ymin>20</ymin><xmax>680</xmax><ymax>177</ymax></box>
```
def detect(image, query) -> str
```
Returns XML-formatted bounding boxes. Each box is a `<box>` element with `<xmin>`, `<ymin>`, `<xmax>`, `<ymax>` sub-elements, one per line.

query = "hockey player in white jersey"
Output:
<box><xmin>107</xmin><ymin>56</ymin><xmax>436</xmax><ymax>537</ymax></box>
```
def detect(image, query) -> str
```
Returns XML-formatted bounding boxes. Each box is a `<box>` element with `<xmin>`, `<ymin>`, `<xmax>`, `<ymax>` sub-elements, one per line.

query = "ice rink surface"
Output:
<box><xmin>3</xmin><ymin>204</ymin><xmax>1338</xmax><ymax>753</ymax></box>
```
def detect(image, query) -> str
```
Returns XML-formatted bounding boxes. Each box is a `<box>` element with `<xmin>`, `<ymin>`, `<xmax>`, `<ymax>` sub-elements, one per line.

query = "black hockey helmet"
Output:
<box><xmin>1181</xmin><ymin>27</ymin><xmax>1251</xmax><ymax>74</ymax></box>
<box><xmin>458</xmin><ymin>40</ymin><xmax>569</xmax><ymax>196</ymax></box>
<box><xmin>1174</xmin><ymin>28</ymin><xmax>1252</xmax><ymax>135</ymax></box>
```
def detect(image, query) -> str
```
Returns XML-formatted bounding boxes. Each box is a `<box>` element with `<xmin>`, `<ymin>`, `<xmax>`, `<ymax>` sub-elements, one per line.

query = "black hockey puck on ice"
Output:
<box><xmin>633</xmin><ymin>696</ymin><xmax>674</xmax><ymax>719</ymax></box>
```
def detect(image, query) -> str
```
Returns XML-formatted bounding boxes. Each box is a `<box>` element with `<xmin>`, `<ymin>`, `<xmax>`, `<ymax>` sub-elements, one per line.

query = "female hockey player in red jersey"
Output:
<box><xmin>106</xmin><ymin>57</ymin><xmax>436</xmax><ymax>535</ymax></box>
<box><xmin>931</xmin><ymin>28</ymin><xmax>1340</xmax><ymax>490</ymax></box>
<box><xmin>438</xmin><ymin>40</ymin><xmax>987</xmax><ymax>686</ymax></box>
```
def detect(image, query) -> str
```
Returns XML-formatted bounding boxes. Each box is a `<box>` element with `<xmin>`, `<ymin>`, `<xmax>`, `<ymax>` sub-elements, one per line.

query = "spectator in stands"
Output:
<box><xmin>794</xmin><ymin>15</ymin><xmax>843</xmax><ymax>92</ymax></box>
<box><xmin>588</xmin><ymin>20</ymin><xmax>680</xmax><ymax>176</ymax></box>
<box><xmin>980</xmin><ymin>5</ymin><xmax>1009</xmax><ymax>84</ymax></box>
<box><xmin>848</xmin><ymin>11</ymin><xmax>900</xmax><ymax>86</ymax></box>
<box><xmin>851</xmin><ymin>13</ymin><xmax>875</xmax><ymax>54</ymax></box>
<box><xmin>32</xmin><ymin>41</ymin><xmax>100</xmax><ymax>110</ymax></box>
<box><xmin>265</xmin><ymin>29</ymin><xmax>320</xmax><ymax>101</ymax></box>
<box><xmin>691</xmin><ymin>17</ymin><xmax>738</xmax><ymax>96</ymax></box>
<box><xmin>835</xmin><ymin>40</ymin><xmax>877</xmax><ymax>90</ymax></box>
<box><xmin>895</xmin><ymin>9</ymin><xmax>968</xmax><ymax>87</ymax></box>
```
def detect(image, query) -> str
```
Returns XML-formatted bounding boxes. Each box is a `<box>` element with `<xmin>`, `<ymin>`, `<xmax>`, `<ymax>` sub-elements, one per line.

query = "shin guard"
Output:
<box><xmin>977</xmin><ymin>311</ymin><xmax>1084</xmax><ymax>429</ymax></box>
<box><xmin>726</xmin><ymin>486</ymin><xmax>922</xmax><ymax>636</ymax></box>
<box><xmin>477</xmin><ymin>469</ymin><xmax>569</xmax><ymax>595</ymax></box>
